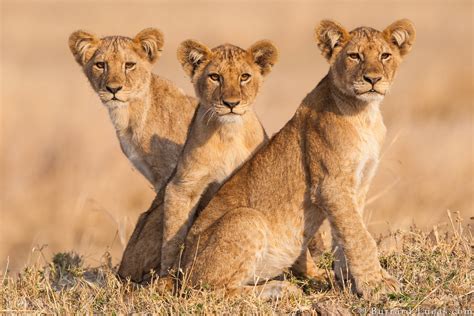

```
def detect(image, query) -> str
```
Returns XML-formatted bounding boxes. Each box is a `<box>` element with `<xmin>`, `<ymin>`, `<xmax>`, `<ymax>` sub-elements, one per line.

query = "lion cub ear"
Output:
<box><xmin>134</xmin><ymin>28</ymin><xmax>164</xmax><ymax>64</ymax></box>
<box><xmin>177</xmin><ymin>40</ymin><xmax>212</xmax><ymax>77</ymax></box>
<box><xmin>383</xmin><ymin>19</ymin><xmax>416</xmax><ymax>57</ymax></box>
<box><xmin>69</xmin><ymin>30</ymin><xmax>99</xmax><ymax>66</ymax></box>
<box><xmin>314</xmin><ymin>20</ymin><xmax>350</xmax><ymax>62</ymax></box>
<box><xmin>248</xmin><ymin>40</ymin><xmax>279</xmax><ymax>76</ymax></box>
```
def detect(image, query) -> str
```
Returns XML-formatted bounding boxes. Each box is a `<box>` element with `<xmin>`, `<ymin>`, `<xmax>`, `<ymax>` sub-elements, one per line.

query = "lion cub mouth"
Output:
<box><xmin>216</xmin><ymin>107</ymin><xmax>246</xmax><ymax>116</ymax></box>
<box><xmin>359</xmin><ymin>89</ymin><xmax>384</xmax><ymax>96</ymax></box>
<box><xmin>223</xmin><ymin>109</ymin><xmax>244</xmax><ymax>115</ymax></box>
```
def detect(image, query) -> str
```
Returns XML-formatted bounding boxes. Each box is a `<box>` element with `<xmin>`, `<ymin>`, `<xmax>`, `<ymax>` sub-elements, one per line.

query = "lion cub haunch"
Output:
<box><xmin>117</xmin><ymin>40</ymin><xmax>278</xmax><ymax>283</ymax></box>
<box><xmin>176</xmin><ymin>19</ymin><xmax>415</xmax><ymax>299</ymax></box>
<box><xmin>68</xmin><ymin>28</ymin><xmax>198</xmax><ymax>192</ymax></box>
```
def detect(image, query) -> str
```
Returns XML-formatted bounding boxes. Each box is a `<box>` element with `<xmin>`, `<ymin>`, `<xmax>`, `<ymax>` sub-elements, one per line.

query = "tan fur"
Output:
<box><xmin>173</xmin><ymin>20</ymin><xmax>415</xmax><ymax>299</ymax></box>
<box><xmin>117</xmin><ymin>40</ymin><xmax>278</xmax><ymax>282</ymax></box>
<box><xmin>313</xmin><ymin>18</ymin><xmax>416</xmax><ymax>281</ymax></box>
<box><xmin>69</xmin><ymin>28</ymin><xmax>198</xmax><ymax>192</ymax></box>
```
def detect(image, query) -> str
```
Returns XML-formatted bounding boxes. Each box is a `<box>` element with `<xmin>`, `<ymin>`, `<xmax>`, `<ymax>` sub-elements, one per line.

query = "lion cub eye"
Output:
<box><xmin>240</xmin><ymin>73</ymin><xmax>251</xmax><ymax>82</ymax></box>
<box><xmin>381</xmin><ymin>53</ymin><xmax>392</xmax><ymax>60</ymax></box>
<box><xmin>348</xmin><ymin>53</ymin><xmax>361</xmax><ymax>61</ymax></box>
<box><xmin>209</xmin><ymin>73</ymin><xmax>220</xmax><ymax>82</ymax></box>
<box><xmin>94</xmin><ymin>62</ymin><xmax>105</xmax><ymax>69</ymax></box>
<box><xmin>125</xmin><ymin>62</ymin><xmax>136</xmax><ymax>70</ymax></box>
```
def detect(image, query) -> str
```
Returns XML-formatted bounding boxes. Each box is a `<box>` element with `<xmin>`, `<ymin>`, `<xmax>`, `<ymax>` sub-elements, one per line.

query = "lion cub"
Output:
<box><xmin>118</xmin><ymin>40</ymin><xmax>278</xmax><ymax>282</ymax></box>
<box><xmin>174</xmin><ymin>19</ymin><xmax>415</xmax><ymax>299</ymax></box>
<box><xmin>69</xmin><ymin>28</ymin><xmax>198</xmax><ymax>192</ymax></box>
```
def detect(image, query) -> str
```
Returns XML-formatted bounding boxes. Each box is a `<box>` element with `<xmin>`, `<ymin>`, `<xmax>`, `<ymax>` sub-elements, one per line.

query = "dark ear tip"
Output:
<box><xmin>178</xmin><ymin>40</ymin><xmax>193</xmax><ymax>51</ymax></box>
<box><xmin>250</xmin><ymin>40</ymin><xmax>279</xmax><ymax>56</ymax></box>
<box><xmin>179</xmin><ymin>39</ymin><xmax>206</xmax><ymax>49</ymax></box>
<box><xmin>317</xmin><ymin>19</ymin><xmax>337</xmax><ymax>27</ymax></box>
<box><xmin>248</xmin><ymin>40</ymin><xmax>279</xmax><ymax>76</ymax></box>
<box><xmin>68</xmin><ymin>30</ymin><xmax>80</xmax><ymax>40</ymax></box>
<box><xmin>314</xmin><ymin>20</ymin><xmax>347</xmax><ymax>45</ymax></box>
<box><xmin>387</xmin><ymin>19</ymin><xmax>416</xmax><ymax>34</ymax></box>
<box><xmin>395</xmin><ymin>18</ymin><xmax>415</xmax><ymax>27</ymax></box>
<box><xmin>177</xmin><ymin>39</ymin><xmax>210</xmax><ymax>59</ymax></box>
<box><xmin>134</xmin><ymin>28</ymin><xmax>165</xmax><ymax>51</ymax></box>
<box><xmin>136</xmin><ymin>27</ymin><xmax>164</xmax><ymax>37</ymax></box>
<box><xmin>402</xmin><ymin>19</ymin><xmax>416</xmax><ymax>36</ymax></box>
<box><xmin>68</xmin><ymin>32</ymin><xmax>80</xmax><ymax>50</ymax></box>
<box><xmin>315</xmin><ymin>20</ymin><xmax>342</xmax><ymax>32</ymax></box>
<box><xmin>68</xmin><ymin>30</ymin><xmax>94</xmax><ymax>42</ymax></box>
<box><xmin>142</xmin><ymin>27</ymin><xmax>163</xmax><ymax>33</ymax></box>
<box><xmin>68</xmin><ymin>30</ymin><xmax>97</xmax><ymax>54</ymax></box>
<box><xmin>176</xmin><ymin>40</ymin><xmax>210</xmax><ymax>77</ymax></box>
<box><xmin>384</xmin><ymin>19</ymin><xmax>416</xmax><ymax>44</ymax></box>
<box><xmin>254</xmin><ymin>39</ymin><xmax>276</xmax><ymax>46</ymax></box>
<box><xmin>249</xmin><ymin>40</ymin><xmax>279</xmax><ymax>57</ymax></box>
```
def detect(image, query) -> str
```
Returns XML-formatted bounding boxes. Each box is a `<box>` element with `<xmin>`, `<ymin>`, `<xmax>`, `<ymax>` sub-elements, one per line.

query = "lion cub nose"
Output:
<box><xmin>106</xmin><ymin>85</ymin><xmax>123</xmax><ymax>94</ymax></box>
<box><xmin>223</xmin><ymin>100</ymin><xmax>240</xmax><ymax>109</ymax></box>
<box><xmin>363</xmin><ymin>75</ymin><xmax>382</xmax><ymax>85</ymax></box>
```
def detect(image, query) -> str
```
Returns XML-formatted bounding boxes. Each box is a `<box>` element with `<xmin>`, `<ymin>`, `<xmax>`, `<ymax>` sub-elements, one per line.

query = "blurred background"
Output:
<box><xmin>1</xmin><ymin>0</ymin><xmax>472</xmax><ymax>274</ymax></box>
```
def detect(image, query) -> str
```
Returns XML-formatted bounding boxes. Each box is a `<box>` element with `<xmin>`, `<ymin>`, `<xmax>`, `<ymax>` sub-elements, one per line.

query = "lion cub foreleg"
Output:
<box><xmin>318</xmin><ymin>179</ymin><xmax>399</xmax><ymax>298</ymax></box>
<box><xmin>161</xmin><ymin>174</ymin><xmax>211</xmax><ymax>276</ymax></box>
<box><xmin>333</xmin><ymin>168</ymin><xmax>377</xmax><ymax>282</ymax></box>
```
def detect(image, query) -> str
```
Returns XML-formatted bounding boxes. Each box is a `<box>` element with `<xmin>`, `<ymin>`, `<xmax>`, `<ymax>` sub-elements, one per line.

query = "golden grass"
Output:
<box><xmin>1</xmin><ymin>212</ymin><xmax>471</xmax><ymax>314</ymax></box>
<box><xmin>1</xmin><ymin>0</ymin><xmax>473</xmax><ymax>292</ymax></box>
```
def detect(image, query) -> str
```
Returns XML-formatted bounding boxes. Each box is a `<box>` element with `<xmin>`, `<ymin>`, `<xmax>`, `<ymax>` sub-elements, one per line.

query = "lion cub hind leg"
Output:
<box><xmin>118</xmin><ymin>201</ymin><xmax>164</xmax><ymax>283</ymax></box>
<box><xmin>184</xmin><ymin>208</ymin><xmax>299</xmax><ymax>298</ymax></box>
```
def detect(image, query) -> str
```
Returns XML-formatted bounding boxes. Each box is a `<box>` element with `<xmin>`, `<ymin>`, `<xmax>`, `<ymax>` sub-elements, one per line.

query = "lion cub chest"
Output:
<box><xmin>109</xmin><ymin>105</ymin><xmax>156</xmax><ymax>187</ymax></box>
<box><xmin>209</xmin><ymin>130</ymin><xmax>254</xmax><ymax>183</ymax></box>
<box><xmin>354</xmin><ymin>130</ymin><xmax>379</xmax><ymax>190</ymax></box>
<box><xmin>352</xmin><ymin>105</ymin><xmax>386</xmax><ymax>190</ymax></box>
<box><xmin>117</xmin><ymin>129</ymin><xmax>156</xmax><ymax>186</ymax></box>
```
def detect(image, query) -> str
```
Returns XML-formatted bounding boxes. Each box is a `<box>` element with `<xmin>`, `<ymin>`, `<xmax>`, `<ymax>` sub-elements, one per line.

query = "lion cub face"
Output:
<box><xmin>315</xmin><ymin>20</ymin><xmax>415</xmax><ymax>102</ymax></box>
<box><xmin>177</xmin><ymin>40</ymin><xmax>278</xmax><ymax>123</ymax></box>
<box><xmin>69</xmin><ymin>28</ymin><xmax>164</xmax><ymax>108</ymax></box>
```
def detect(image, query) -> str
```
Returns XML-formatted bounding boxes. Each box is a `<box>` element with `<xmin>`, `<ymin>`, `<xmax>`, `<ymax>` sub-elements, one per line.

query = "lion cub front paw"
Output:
<box><xmin>354</xmin><ymin>268</ymin><xmax>400</xmax><ymax>300</ymax></box>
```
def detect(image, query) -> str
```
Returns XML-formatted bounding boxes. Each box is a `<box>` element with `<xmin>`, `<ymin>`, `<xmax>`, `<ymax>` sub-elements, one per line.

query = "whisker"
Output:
<box><xmin>202</xmin><ymin>107</ymin><xmax>214</xmax><ymax>125</ymax></box>
<box><xmin>203</xmin><ymin>107</ymin><xmax>213</xmax><ymax>118</ymax></box>
<box><xmin>207</xmin><ymin>109</ymin><xmax>216</xmax><ymax>126</ymax></box>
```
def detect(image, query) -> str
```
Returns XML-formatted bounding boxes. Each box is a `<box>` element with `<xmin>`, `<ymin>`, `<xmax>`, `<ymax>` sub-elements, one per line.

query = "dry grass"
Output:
<box><xmin>1</xmin><ymin>212</ymin><xmax>471</xmax><ymax>314</ymax></box>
